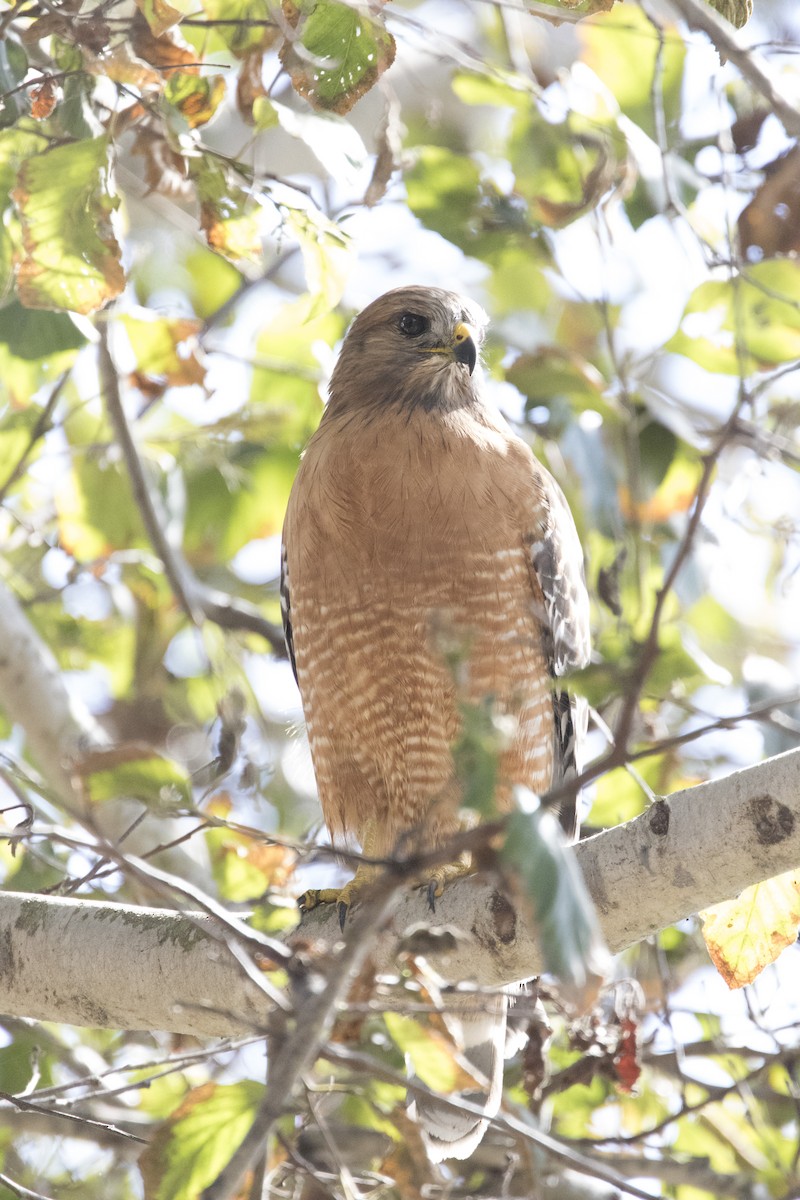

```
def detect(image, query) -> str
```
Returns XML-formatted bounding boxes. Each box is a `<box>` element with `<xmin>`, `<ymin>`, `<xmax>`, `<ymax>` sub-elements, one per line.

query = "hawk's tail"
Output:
<box><xmin>411</xmin><ymin>992</ymin><xmax>507</xmax><ymax>1162</ymax></box>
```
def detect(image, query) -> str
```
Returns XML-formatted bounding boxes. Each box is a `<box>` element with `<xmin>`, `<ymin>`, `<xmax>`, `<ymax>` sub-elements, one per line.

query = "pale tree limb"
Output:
<box><xmin>0</xmin><ymin>579</ymin><xmax>110</xmax><ymax>803</ymax></box>
<box><xmin>1</xmin><ymin>747</ymin><xmax>798</xmax><ymax>1038</ymax></box>
<box><xmin>666</xmin><ymin>0</ymin><xmax>800</xmax><ymax>138</ymax></box>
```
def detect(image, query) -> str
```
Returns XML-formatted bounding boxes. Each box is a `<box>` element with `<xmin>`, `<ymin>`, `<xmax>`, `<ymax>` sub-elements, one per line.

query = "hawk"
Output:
<box><xmin>281</xmin><ymin>286</ymin><xmax>590</xmax><ymax>1159</ymax></box>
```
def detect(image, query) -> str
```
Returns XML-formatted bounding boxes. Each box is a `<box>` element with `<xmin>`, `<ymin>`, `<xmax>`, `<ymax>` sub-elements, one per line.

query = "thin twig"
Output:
<box><xmin>97</xmin><ymin>323</ymin><xmax>286</xmax><ymax>652</ymax></box>
<box><xmin>201</xmin><ymin>873</ymin><xmax>405</xmax><ymax>1200</ymax></box>
<box><xmin>0</xmin><ymin>374</ymin><xmax>69</xmax><ymax>504</ymax></box>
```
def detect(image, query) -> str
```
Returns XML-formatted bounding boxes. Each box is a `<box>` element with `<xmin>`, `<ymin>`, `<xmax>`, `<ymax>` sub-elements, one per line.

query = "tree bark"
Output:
<box><xmin>1</xmin><ymin>747</ymin><xmax>798</xmax><ymax>1036</ymax></box>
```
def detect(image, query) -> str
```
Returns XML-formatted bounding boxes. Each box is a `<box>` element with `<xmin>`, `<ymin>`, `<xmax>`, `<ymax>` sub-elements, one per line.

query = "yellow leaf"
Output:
<box><xmin>383</xmin><ymin>1012</ymin><xmax>482</xmax><ymax>1093</ymax></box>
<box><xmin>701</xmin><ymin>870</ymin><xmax>800</xmax><ymax>989</ymax></box>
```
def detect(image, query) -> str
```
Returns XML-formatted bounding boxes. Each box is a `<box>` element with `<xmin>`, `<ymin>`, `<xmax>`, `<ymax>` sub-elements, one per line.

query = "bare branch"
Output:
<box><xmin>98</xmin><ymin>326</ymin><xmax>286</xmax><ymax>654</ymax></box>
<box><xmin>1</xmin><ymin>747</ymin><xmax>798</xmax><ymax>1038</ymax></box>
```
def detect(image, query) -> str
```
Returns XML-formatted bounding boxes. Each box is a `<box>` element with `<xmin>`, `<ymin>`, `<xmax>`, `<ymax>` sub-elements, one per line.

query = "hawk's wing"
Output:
<box><xmin>279</xmin><ymin>541</ymin><xmax>298</xmax><ymax>685</ymax></box>
<box><xmin>527</xmin><ymin>470</ymin><xmax>591</xmax><ymax>838</ymax></box>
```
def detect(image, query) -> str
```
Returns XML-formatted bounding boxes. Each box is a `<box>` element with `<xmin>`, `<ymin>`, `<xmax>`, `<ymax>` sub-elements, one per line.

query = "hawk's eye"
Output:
<box><xmin>397</xmin><ymin>312</ymin><xmax>429</xmax><ymax>338</ymax></box>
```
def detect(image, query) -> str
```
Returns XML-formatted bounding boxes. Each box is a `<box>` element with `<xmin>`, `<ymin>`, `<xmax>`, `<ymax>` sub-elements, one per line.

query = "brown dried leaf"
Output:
<box><xmin>130</xmin><ymin>9</ymin><xmax>200</xmax><ymax>75</ymax></box>
<box><xmin>29</xmin><ymin>79</ymin><xmax>57</xmax><ymax>120</ymax></box>
<box><xmin>739</xmin><ymin>145</ymin><xmax>800</xmax><ymax>260</ymax></box>
<box><xmin>236</xmin><ymin>52</ymin><xmax>267</xmax><ymax>124</ymax></box>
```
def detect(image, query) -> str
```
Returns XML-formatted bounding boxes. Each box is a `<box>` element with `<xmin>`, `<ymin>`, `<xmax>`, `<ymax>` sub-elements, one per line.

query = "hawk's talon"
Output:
<box><xmin>337</xmin><ymin>902</ymin><xmax>349</xmax><ymax>931</ymax></box>
<box><xmin>427</xmin><ymin>880</ymin><xmax>439</xmax><ymax>912</ymax></box>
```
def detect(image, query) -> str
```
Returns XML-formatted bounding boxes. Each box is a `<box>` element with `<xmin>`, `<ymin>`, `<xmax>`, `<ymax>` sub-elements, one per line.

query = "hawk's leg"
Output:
<box><xmin>298</xmin><ymin>818</ymin><xmax>380</xmax><ymax>930</ymax></box>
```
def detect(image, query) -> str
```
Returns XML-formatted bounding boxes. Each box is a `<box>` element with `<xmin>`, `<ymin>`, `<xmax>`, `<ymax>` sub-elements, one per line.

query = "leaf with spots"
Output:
<box><xmin>12</xmin><ymin>136</ymin><xmax>124</xmax><ymax>314</ymax></box>
<box><xmin>701</xmin><ymin>870</ymin><xmax>800</xmax><ymax>989</ymax></box>
<box><xmin>279</xmin><ymin>0</ymin><xmax>396</xmax><ymax>115</ymax></box>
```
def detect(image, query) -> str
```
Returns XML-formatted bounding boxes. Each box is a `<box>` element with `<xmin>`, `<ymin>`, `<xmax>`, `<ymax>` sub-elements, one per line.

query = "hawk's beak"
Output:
<box><xmin>452</xmin><ymin>322</ymin><xmax>477</xmax><ymax>375</ymax></box>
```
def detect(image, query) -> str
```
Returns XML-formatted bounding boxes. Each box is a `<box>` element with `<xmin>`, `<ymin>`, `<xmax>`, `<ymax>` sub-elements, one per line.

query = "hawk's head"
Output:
<box><xmin>327</xmin><ymin>286</ymin><xmax>488</xmax><ymax>416</ymax></box>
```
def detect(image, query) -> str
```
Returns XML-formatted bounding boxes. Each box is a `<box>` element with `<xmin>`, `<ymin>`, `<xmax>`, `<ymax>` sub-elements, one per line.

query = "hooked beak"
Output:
<box><xmin>452</xmin><ymin>321</ymin><xmax>477</xmax><ymax>375</ymax></box>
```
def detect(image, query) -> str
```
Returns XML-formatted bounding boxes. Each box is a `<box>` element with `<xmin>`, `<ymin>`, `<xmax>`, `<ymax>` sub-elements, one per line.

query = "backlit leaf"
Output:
<box><xmin>12</xmin><ymin>137</ymin><xmax>124</xmax><ymax>313</ymax></box>
<box><xmin>134</xmin><ymin>0</ymin><xmax>183</xmax><ymax>36</ymax></box>
<box><xmin>383</xmin><ymin>1013</ymin><xmax>479</xmax><ymax>1093</ymax></box>
<box><xmin>164</xmin><ymin>72</ymin><xmax>226</xmax><ymax>128</ymax></box>
<box><xmin>122</xmin><ymin>311</ymin><xmax>206</xmax><ymax>389</ymax></box>
<box><xmin>667</xmin><ymin>259</ymin><xmax>800</xmax><ymax>374</ymax></box>
<box><xmin>0</xmin><ymin>302</ymin><xmax>85</xmax><ymax>405</ymax></box>
<box><xmin>76</xmin><ymin>743</ymin><xmax>192</xmax><ymax>810</ymax></box>
<box><xmin>279</xmin><ymin>0</ymin><xmax>396</xmax><ymax>115</ymax></box>
<box><xmin>701</xmin><ymin>871</ymin><xmax>800</xmax><ymax>988</ymax></box>
<box><xmin>139</xmin><ymin>1081</ymin><xmax>264</xmax><ymax>1200</ymax></box>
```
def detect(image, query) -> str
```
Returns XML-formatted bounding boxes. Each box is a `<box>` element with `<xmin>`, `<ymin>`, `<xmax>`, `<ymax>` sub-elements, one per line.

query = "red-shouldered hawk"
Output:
<box><xmin>281</xmin><ymin>286</ymin><xmax>590</xmax><ymax>1160</ymax></box>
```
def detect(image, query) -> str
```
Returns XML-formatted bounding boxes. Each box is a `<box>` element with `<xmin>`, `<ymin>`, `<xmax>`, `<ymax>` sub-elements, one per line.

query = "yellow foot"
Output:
<box><xmin>298</xmin><ymin>873</ymin><xmax>375</xmax><ymax>930</ymax></box>
<box><xmin>421</xmin><ymin>853</ymin><xmax>472</xmax><ymax>913</ymax></box>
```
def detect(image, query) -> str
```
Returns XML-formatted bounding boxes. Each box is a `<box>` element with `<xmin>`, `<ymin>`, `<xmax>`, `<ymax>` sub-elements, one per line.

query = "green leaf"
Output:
<box><xmin>580</xmin><ymin>4</ymin><xmax>685</xmax><ymax>140</ymax></box>
<box><xmin>501</xmin><ymin>804</ymin><xmax>609</xmax><ymax>994</ymax></box>
<box><xmin>77</xmin><ymin>746</ymin><xmax>192</xmax><ymax>810</ymax></box>
<box><xmin>279</xmin><ymin>0</ymin><xmax>396</xmax><ymax>114</ymax></box>
<box><xmin>406</xmin><ymin>146</ymin><xmax>483</xmax><ymax>245</ymax></box>
<box><xmin>0</xmin><ymin>302</ymin><xmax>85</xmax><ymax>405</ymax></box>
<box><xmin>12</xmin><ymin>137</ymin><xmax>124</xmax><ymax>314</ymax></box>
<box><xmin>666</xmin><ymin>259</ymin><xmax>800</xmax><ymax>374</ymax></box>
<box><xmin>0</xmin><ymin>39</ymin><xmax>29</xmax><ymax>130</ymax></box>
<box><xmin>506</xmin><ymin>350</ymin><xmax>606</xmax><ymax>413</ymax></box>
<box><xmin>184</xmin><ymin>444</ymin><xmax>299</xmax><ymax>562</ymax></box>
<box><xmin>383</xmin><ymin>1013</ymin><xmax>474</xmax><ymax>1093</ymax></box>
<box><xmin>139</xmin><ymin>1081</ymin><xmax>264</xmax><ymax>1200</ymax></box>
<box><xmin>285</xmin><ymin>207</ymin><xmax>350</xmax><ymax>312</ymax></box>
<box><xmin>134</xmin><ymin>0</ymin><xmax>183</xmax><ymax>35</ymax></box>
<box><xmin>56</xmin><ymin>442</ymin><xmax>148</xmax><ymax>561</ymax></box>
<box><xmin>200</xmin><ymin>0</ymin><xmax>278</xmax><ymax>57</ymax></box>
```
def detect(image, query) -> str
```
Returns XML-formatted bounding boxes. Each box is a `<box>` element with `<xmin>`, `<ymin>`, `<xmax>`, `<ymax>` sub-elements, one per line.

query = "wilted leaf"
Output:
<box><xmin>29</xmin><ymin>79</ymin><xmax>57</xmax><ymax>120</ymax></box>
<box><xmin>194</xmin><ymin>160</ymin><xmax>263</xmax><ymax>263</ymax></box>
<box><xmin>75</xmin><ymin>743</ymin><xmax>192</xmax><ymax>810</ymax></box>
<box><xmin>739</xmin><ymin>146</ymin><xmax>800</xmax><ymax>260</ymax></box>
<box><xmin>164</xmin><ymin>72</ymin><xmax>226</xmax><ymax>128</ymax></box>
<box><xmin>122</xmin><ymin>311</ymin><xmax>206</xmax><ymax>389</ymax></box>
<box><xmin>130</xmin><ymin>10</ymin><xmax>200</xmax><ymax>73</ymax></box>
<box><xmin>383</xmin><ymin>1013</ymin><xmax>481</xmax><ymax>1093</ymax></box>
<box><xmin>131</xmin><ymin>128</ymin><xmax>190</xmax><ymax>198</ymax></box>
<box><xmin>501</xmin><ymin>800</ymin><xmax>609</xmax><ymax>1004</ymax></box>
<box><xmin>139</xmin><ymin>1081</ymin><xmax>264</xmax><ymax>1200</ymax></box>
<box><xmin>701</xmin><ymin>871</ymin><xmax>800</xmax><ymax>988</ymax></box>
<box><xmin>12</xmin><ymin>137</ymin><xmax>124</xmax><ymax>314</ymax></box>
<box><xmin>279</xmin><ymin>0</ymin><xmax>396</xmax><ymax>115</ymax></box>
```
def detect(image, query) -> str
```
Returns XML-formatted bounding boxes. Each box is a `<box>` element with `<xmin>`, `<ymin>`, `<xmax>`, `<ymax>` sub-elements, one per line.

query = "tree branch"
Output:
<box><xmin>1</xmin><ymin>747</ymin><xmax>799</xmax><ymax>1036</ymax></box>
<box><xmin>667</xmin><ymin>0</ymin><xmax>800</xmax><ymax>138</ymax></box>
<box><xmin>98</xmin><ymin>326</ymin><xmax>286</xmax><ymax>655</ymax></box>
